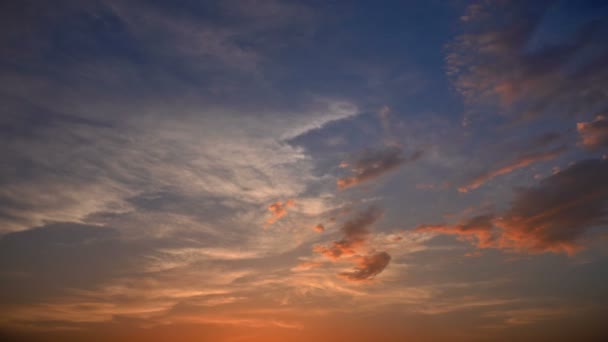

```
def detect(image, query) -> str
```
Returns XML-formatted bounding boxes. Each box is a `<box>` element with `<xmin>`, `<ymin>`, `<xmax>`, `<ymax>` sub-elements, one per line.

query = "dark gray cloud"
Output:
<box><xmin>339</xmin><ymin>251</ymin><xmax>391</xmax><ymax>282</ymax></box>
<box><xmin>421</xmin><ymin>158</ymin><xmax>608</xmax><ymax>255</ymax></box>
<box><xmin>337</xmin><ymin>146</ymin><xmax>422</xmax><ymax>189</ymax></box>
<box><xmin>315</xmin><ymin>206</ymin><xmax>383</xmax><ymax>260</ymax></box>
<box><xmin>497</xmin><ymin>158</ymin><xmax>608</xmax><ymax>254</ymax></box>
<box><xmin>314</xmin><ymin>206</ymin><xmax>392</xmax><ymax>281</ymax></box>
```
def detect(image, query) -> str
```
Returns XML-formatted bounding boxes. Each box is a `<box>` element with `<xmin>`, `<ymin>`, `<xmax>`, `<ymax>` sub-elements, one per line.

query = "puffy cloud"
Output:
<box><xmin>577</xmin><ymin>115</ymin><xmax>608</xmax><ymax>150</ymax></box>
<box><xmin>339</xmin><ymin>252</ymin><xmax>391</xmax><ymax>282</ymax></box>
<box><xmin>337</xmin><ymin>146</ymin><xmax>422</xmax><ymax>190</ymax></box>
<box><xmin>496</xmin><ymin>158</ymin><xmax>608</xmax><ymax>255</ymax></box>
<box><xmin>266</xmin><ymin>199</ymin><xmax>295</xmax><ymax>225</ymax></box>
<box><xmin>459</xmin><ymin>147</ymin><xmax>566</xmax><ymax>192</ymax></box>
<box><xmin>313</xmin><ymin>224</ymin><xmax>325</xmax><ymax>233</ymax></box>
<box><xmin>421</xmin><ymin>158</ymin><xmax>608</xmax><ymax>255</ymax></box>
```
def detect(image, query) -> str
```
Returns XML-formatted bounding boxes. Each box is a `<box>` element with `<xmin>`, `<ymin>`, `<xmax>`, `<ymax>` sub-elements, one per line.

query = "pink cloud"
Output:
<box><xmin>313</xmin><ymin>224</ymin><xmax>325</xmax><ymax>233</ymax></box>
<box><xmin>459</xmin><ymin>147</ymin><xmax>566</xmax><ymax>193</ymax></box>
<box><xmin>420</xmin><ymin>158</ymin><xmax>608</xmax><ymax>255</ymax></box>
<box><xmin>577</xmin><ymin>115</ymin><xmax>608</xmax><ymax>150</ymax></box>
<box><xmin>339</xmin><ymin>252</ymin><xmax>391</xmax><ymax>282</ymax></box>
<box><xmin>266</xmin><ymin>199</ymin><xmax>295</xmax><ymax>225</ymax></box>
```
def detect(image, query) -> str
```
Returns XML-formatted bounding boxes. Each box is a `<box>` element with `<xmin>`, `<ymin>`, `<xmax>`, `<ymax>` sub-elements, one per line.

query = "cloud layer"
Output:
<box><xmin>337</xmin><ymin>146</ymin><xmax>422</xmax><ymax>190</ymax></box>
<box><xmin>448</xmin><ymin>1</ymin><xmax>608</xmax><ymax>122</ymax></box>
<box><xmin>421</xmin><ymin>159</ymin><xmax>608</xmax><ymax>255</ymax></box>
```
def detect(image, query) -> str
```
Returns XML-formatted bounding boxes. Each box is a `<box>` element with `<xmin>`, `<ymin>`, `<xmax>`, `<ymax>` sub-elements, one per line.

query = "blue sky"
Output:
<box><xmin>1</xmin><ymin>1</ymin><xmax>608</xmax><ymax>341</ymax></box>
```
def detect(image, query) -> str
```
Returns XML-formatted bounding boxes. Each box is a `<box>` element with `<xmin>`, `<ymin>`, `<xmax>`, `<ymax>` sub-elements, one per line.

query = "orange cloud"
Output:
<box><xmin>337</xmin><ymin>147</ymin><xmax>422</xmax><ymax>190</ymax></box>
<box><xmin>495</xmin><ymin>159</ymin><xmax>608</xmax><ymax>255</ymax></box>
<box><xmin>314</xmin><ymin>207</ymin><xmax>392</xmax><ymax>281</ymax></box>
<box><xmin>266</xmin><ymin>199</ymin><xmax>295</xmax><ymax>225</ymax></box>
<box><xmin>577</xmin><ymin>115</ymin><xmax>608</xmax><ymax>150</ymax></box>
<box><xmin>313</xmin><ymin>224</ymin><xmax>325</xmax><ymax>233</ymax></box>
<box><xmin>291</xmin><ymin>261</ymin><xmax>323</xmax><ymax>272</ymax></box>
<box><xmin>339</xmin><ymin>251</ymin><xmax>391</xmax><ymax>282</ymax></box>
<box><xmin>421</xmin><ymin>159</ymin><xmax>608</xmax><ymax>255</ymax></box>
<box><xmin>314</xmin><ymin>240</ymin><xmax>360</xmax><ymax>260</ymax></box>
<box><xmin>315</xmin><ymin>206</ymin><xmax>383</xmax><ymax>260</ymax></box>
<box><xmin>417</xmin><ymin>215</ymin><xmax>496</xmax><ymax>249</ymax></box>
<box><xmin>459</xmin><ymin>147</ymin><xmax>566</xmax><ymax>192</ymax></box>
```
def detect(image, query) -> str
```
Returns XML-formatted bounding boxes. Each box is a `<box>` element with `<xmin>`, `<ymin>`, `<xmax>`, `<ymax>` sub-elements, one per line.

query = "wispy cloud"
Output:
<box><xmin>337</xmin><ymin>146</ymin><xmax>422</xmax><ymax>190</ymax></box>
<box><xmin>577</xmin><ymin>115</ymin><xmax>608</xmax><ymax>150</ymax></box>
<box><xmin>459</xmin><ymin>147</ymin><xmax>566</xmax><ymax>192</ymax></box>
<box><xmin>447</xmin><ymin>1</ymin><xmax>608</xmax><ymax>123</ymax></box>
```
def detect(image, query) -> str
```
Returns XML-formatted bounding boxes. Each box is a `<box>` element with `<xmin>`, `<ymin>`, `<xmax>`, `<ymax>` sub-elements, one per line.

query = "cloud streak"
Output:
<box><xmin>337</xmin><ymin>146</ymin><xmax>422</xmax><ymax>190</ymax></box>
<box><xmin>417</xmin><ymin>214</ymin><xmax>496</xmax><ymax>249</ymax></box>
<box><xmin>459</xmin><ymin>147</ymin><xmax>566</xmax><ymax>192</ymax></box>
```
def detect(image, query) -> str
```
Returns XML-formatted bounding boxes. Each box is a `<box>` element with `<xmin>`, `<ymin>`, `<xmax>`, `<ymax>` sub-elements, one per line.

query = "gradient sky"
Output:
<box><xmin>1</xmin><ymin>1</ymin><xmax>608</xmax><ymax>341</ymax></box>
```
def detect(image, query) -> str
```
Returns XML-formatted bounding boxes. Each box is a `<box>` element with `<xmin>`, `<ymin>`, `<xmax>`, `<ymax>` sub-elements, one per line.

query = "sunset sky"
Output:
<box><xmin>1</xmin><ymin>1</ymin><xmax>608</xmax><ymax>341</ymax></box>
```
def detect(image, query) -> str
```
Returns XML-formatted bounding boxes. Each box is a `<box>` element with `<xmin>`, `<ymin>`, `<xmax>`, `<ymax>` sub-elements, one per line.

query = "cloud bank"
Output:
<box><xmin>421</xmin><ymin>159</ymin><xmax>608</xmax><ymax>255</ymax></box>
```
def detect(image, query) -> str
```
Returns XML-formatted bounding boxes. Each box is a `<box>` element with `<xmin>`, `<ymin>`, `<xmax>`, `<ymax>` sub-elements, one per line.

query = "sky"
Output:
<box><xmin>1</xmin><ymin>0</ymin><xmax>608</xmax><ymax>341</ymax></box>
